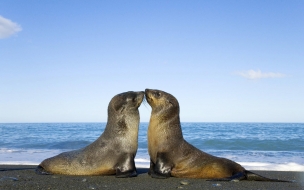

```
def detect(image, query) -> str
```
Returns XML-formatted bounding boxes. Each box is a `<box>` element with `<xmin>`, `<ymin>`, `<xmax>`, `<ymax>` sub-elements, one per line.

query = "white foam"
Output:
<box><xmin>0</xmin><ymin>161</ymin><xmax>38</xmax><ymax>165</ymax></box>
<box><xmin>135</xmin><ymin>158</ymin><xmax>150</xmax><ymax>163</ymax></box>
<box><xmin>238</xmin><ymin>162</ymin><xmax>304</xmax><ymax>171</ymax></box>
<box><xmin>0</xmin><ymin>148</ymin><xmax>64</xmax><ymax>165</ymax></box>
<box><xmin>134</xmin><ymin>160</ymin><xmax>304</xmax><ymax>171</ymax></box>
<box><xmin>135</xmin><ymin>158</ymin><xmax>149</xmax><ymax>168</ymax></box>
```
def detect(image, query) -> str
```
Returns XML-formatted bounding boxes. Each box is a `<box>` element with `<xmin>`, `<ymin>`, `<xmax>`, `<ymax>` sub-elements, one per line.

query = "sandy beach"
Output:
<box><xmin>0</xmin><ymin>165</ymin><xmax>303</xmax><ymax>190</ymax></box>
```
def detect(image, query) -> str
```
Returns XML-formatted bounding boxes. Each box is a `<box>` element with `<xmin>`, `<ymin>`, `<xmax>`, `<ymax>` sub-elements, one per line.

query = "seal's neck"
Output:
<box><xmin>148</xmin><ymin>114</ymin><xmax>184</xmax><ymax>141</ymax></box>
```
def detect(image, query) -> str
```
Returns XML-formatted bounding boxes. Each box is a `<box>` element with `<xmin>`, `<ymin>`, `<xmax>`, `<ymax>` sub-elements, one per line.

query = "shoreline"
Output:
<box><xmin>1</xmin><ymin>162</ymin><xmax>304</xmax><ymax>172</ymax></box>
<box><xmin>1</xmin><ymin>165</ymin><xmax>303</xmax><ymax>189</ymax></box>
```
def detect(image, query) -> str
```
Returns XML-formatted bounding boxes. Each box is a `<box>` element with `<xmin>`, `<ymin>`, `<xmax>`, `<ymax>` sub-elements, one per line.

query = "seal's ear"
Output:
<box><xmin>114</xmin><ymin>100</ymin><xmax>126</xmax><ymax>112</ymax></box>
<box><xmin>115</xmin><ymin>104</ymin><xmax>126</xmax><ymax>112</ymax></box>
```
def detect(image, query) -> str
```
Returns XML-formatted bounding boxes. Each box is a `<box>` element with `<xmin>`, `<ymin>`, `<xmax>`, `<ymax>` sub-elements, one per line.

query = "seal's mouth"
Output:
<box><xmin>145</xmin><ymin>95</ymin><xmax>152</xmax><ymax>104</ymax></box>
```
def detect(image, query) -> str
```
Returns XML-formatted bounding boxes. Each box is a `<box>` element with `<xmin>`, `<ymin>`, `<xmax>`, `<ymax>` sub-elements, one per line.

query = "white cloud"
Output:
<box><xmin>236</xmin><ymin>70</ymin><xmax>286</xmax><ymax>80</ymax></box>
<box><xmin>0</xmin><ymin>15</ymin><xmax>22</xmax><ymax>39</ymax></box>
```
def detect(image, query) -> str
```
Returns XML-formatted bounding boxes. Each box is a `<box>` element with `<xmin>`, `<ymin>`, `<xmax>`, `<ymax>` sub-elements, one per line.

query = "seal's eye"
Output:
<box><xmin>155</xmin><ymin>92</ymin><xmax>161</xmax><ymax>98</ymax></box>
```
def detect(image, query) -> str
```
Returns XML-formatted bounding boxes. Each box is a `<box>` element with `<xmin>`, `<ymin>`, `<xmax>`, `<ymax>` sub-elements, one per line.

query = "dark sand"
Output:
<box><xmin>0</xmin><ymin>165</ymin><xmax>303</xmax><ymax>190</ymax></box>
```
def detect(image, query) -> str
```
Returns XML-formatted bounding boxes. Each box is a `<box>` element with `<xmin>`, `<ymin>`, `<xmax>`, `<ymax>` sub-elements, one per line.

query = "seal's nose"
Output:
<box><xmin>145</xmin><ymin>89</ymin><xmax>151</xmax><ymax>94</ymax></box>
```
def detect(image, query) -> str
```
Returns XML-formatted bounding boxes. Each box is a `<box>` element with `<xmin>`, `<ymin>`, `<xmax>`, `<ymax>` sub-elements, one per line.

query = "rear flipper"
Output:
<box><xmin>35</xmin><ymin>165</ymin><xmax>53</xmax><ymax>175</ymax></box>
<box><xmin>245</xmin><ymin>170</ymin><xmax>293</xmax><ymax>182</ymax></box>
<box><xmin>207</xmin><ymin>170</ymin><xmax>293</xmax><ymax>182</ymax></box>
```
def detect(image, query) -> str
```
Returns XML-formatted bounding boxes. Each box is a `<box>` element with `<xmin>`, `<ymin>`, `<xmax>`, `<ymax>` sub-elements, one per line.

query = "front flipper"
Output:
<box><xmin>149</xmin><ymin>152</ymin><xmax>173</xmax><ymax>179</ymax></box>
<box><xmin>115</xmin><ymin>153</ymin><xmax>137</xmax><ymax>178</ymax></box>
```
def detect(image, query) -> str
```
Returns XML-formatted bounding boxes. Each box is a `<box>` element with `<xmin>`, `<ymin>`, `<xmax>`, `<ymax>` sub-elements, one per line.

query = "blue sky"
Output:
<box><xmin>1</xmin><ymin>1</ymin><xmax>303</xmax><ymax>123</ymax></box>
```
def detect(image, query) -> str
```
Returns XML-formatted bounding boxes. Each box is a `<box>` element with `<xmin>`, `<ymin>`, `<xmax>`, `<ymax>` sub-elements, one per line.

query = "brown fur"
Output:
<box><xmin>37</xmin><ymin>91</ymin><xmax>144</xmax><ymax>176</ymax></box>
<box><xmin>145</xmin><ymin>89</ymin><xmax>245</xmax><ymax>179</ymax></box>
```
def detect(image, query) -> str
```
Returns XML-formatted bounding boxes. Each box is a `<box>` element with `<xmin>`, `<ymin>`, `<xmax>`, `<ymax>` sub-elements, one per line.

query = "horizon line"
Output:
<box><xmin>1</xmin><ymin>121</ymin><xmax>303</xmax><ymax>124</ymax></box>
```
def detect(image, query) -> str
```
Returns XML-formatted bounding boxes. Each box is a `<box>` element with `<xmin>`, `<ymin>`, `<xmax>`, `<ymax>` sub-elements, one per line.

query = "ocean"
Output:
<box><xmin>1</xmin><ymin>123</ymin><xmax>303</xmax><ymax>171</ymax></box>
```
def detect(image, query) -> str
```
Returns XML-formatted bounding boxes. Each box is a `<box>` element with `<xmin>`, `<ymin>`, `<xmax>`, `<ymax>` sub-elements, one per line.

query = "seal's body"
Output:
<box><xmin>145</xmin><ymin>89</ymin><xmax>290</xmax><ymax>182</ymax></box>
<box><xmin>36</xmin><ymin>91</ymin><xmax>144</xmax><ymax>177</ymax></box>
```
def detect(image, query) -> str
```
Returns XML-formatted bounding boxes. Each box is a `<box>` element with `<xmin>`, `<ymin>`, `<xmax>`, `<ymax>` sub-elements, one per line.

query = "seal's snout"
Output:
<box><xmin>136</xmin><ymin>91</ymin><xmax>145</xmax><ymax>105</ymax></box>
<box><xmin>144</xmin><ymin>89</ymin><xmax>153</xmax><ymax>103</ymax></box>
<box><xmin>144</xmin><ymin>89</ymin><xmax>150</xmax><ymax>94</ymax></box>
<box><xmin>145</xmin><ymin>89</ymin><xmax>154</xmax><ymax>97</ymax></box>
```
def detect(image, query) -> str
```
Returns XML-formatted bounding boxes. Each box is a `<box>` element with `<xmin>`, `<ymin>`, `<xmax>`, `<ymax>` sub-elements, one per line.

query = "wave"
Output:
<box><xmin>191</xmin><ymin>139</ymin><xmax>304</xmax><ymax>152</ymax></box>
<box><xmin>0</xmin><ymin>141</ymin><xmax>93</xmax><ymax>150</ymax></box>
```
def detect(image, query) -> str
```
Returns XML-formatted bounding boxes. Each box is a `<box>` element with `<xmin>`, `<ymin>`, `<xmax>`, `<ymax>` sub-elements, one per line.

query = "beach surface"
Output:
<box><xmin>0</xmin><ymin>165</ymin><xmax>303</xmax><ymax>190</ymax></box>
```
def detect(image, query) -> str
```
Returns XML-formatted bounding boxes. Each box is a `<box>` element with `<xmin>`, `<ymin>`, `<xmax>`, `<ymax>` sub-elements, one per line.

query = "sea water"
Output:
<box><xmin>0</xmin><ymin>123</ymin><xmax>303</xmax><ymax>171</ymax></box>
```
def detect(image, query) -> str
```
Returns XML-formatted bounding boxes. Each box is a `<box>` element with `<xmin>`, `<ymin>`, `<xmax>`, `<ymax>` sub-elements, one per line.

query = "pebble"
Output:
<box><xmin>82</xmin><ymin>178</ymin><xmax>87</xmax><ymax>182</ymax></box>
<box><xmin>231</xmin><ymin>179</ymin><xmax>240</xmax><ymax>182</ymax></box>
<box><xmin>212</xmin><ymin>183</ymin><xmax>222</xmax><ymax>187</ymax></box>
<box><xmin>180</xmin><ymin>180</ymin><xmax>189</xmax><ymax>185</ymax></box>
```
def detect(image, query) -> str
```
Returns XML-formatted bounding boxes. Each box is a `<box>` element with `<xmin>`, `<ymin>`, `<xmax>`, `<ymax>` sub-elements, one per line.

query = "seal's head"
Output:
<box><xmin>106</xmin><ymin>91</ymin><xmax>144</xmax><ymax>135</ymax></box>
<box><xmin>145</xmin><ymin>89</ymin><xmax>179</xmax><ymax>120</ymax></box>
<box><xmin>109</xmin><ymin>91</ymin><xmax>144</xmax><ymax>114</ymax></box>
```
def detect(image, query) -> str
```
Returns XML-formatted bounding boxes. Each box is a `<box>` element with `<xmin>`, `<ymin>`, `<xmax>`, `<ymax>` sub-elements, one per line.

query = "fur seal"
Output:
<box><xmin>145</xmin><ymin>88</ymin><xmax>290</xmax><ymax>182</ymax></box>
<box><xmin>36</xmin><ymin>91</ymin><xmax>144</xmax><ymax>177</ymax></box>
